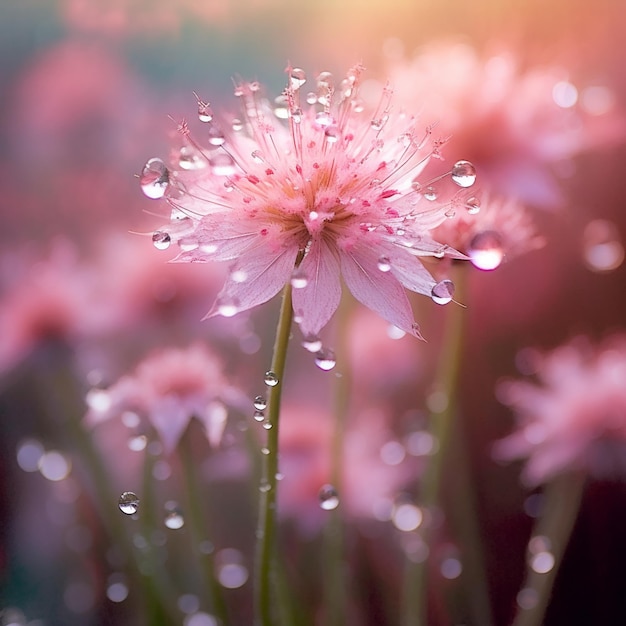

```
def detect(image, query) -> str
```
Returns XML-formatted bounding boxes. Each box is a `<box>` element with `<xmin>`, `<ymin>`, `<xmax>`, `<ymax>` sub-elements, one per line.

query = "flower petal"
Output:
<box><xmin>150</xmin><ymin>396</ymin><xmax>191</xmax><ymax>456</ymax></box>
<box><xmin>340</xmin><ymin>244</ymin><xmax>421</xmax><ymax>338</ymax></box>
<box><xmin>292</xmin><ymin>237</ymin><xmax>342</xmax><ymax>338</ymax></box>
<box><xmin>206</xmin><ymin>244</ymin><xmax>298</xmax><ymax>318</ymax></box>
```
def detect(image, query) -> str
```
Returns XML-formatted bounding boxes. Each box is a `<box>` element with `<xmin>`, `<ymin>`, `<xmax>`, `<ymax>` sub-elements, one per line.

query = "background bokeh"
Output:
<box><xmin>2</xmin><ymin>1</ymin><xmax>626</xmax><ymax>625</ymax></box>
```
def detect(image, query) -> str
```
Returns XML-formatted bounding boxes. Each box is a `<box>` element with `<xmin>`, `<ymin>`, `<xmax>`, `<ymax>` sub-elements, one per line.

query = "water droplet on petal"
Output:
<box><xmin>377</xmin><ymin>256</ymin><xmax>391</xmax><ymax>272</ymax></box>
<box><xmin>290</xmin><ymin>267</ymin><xmax>308</xmax><ymax>288</ymax></box>
<box><xmin>253</xmin><ymin>395</ymin><xmax>267</xmax><ymax>411</ymax></box>
<box><xmin>468</xmin><ymin>231</ymin><xmax>504</xmax><ymax>270</ymax></box>
<box><xmin>118</xmin><ymin>492</ymin><xmax>139</xmax><ymax>515</ymax></box>
<box><xmin>231</xmin><ymin>118</ymin><xmax>243</xmax><ymax>131</ymax></box>
<box><xmin>302</xmin><ymin>335</ymin><xmax>323</xmax><ymax>353</ymax></box>
<box><xmin>231</xmin><ymin>269</ymin><xmax>248</xmax><ymax>283</ymax></box>
<box><xmin>217</xmin><ymin>298</ymin><xmax>239</xmax><ymax>318</ymax></box>
<box><xmin>314</xmin><ymin>349</ymin><xmax>336</xmax><ymax>371</ymax></box>
<box><xmin>431</xmin><ymin>279</ymin><xmax>455</xmax><ymax>305</ymax></box>
<box><xmin>253</xmin><ymin>410</ymin><xmax>265</xmax><ymax>422</ymax></box>
<box><xmin>152</xmin><ymin>231</ymin><xmax>172</xmax><ymax>250</ymax></box>
<box><xmin>289</xmin><ymin>67</ymin><xmax>307</xmax><ymax>90</ymax></box>
<box><xmin>324</xmin><ymin>126</ymin><xmax>341</xmax><ymax>143</ymax></box>
<box><xmin>583</xmin><ymin>219</ymin><xmax>624</xmax><ymax>272</ymax></box>
<box><xmin>210</xmin><ymin>154</ymin><xmax>236</xmax><ymax>176</ymax></box>
<box><xmin>465</xmin><ymin>196</ymin><xmax>481</xmax><ymax>215</ymax></box>
<box><xmin>264</xmin><ymin>371</ymin><xmax>279</xmax><ymax>387</ymax></box>
<box><xmin>140</xmin><ymin>158</ymin><xmax>170</xmax><ymax>199</ymax></box>
<box><xmin>319</xmin><ymin>484</ymin><xmax>339</xmax><ymax>510</ymax></box>
<box><xmin>451</xmin><ymin>160</ymin><xmax>477</xmax><ymax>187</ymax></box>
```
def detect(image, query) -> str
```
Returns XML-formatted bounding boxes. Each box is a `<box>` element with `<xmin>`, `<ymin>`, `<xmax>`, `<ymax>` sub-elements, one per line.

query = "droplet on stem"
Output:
<box><xmin>318</xmin><ymin>484</ymin><xmax>339</xmax><ymax>510</ymax></box>
<box><xmin>118</xmin><ymin>492</ymin><xmax>139</xmax><ymax>515</ymax></box>
<box><xmin>264</xmin><ymin>371</ymin><xmax>279</xmax><ymax>387</ymax></box>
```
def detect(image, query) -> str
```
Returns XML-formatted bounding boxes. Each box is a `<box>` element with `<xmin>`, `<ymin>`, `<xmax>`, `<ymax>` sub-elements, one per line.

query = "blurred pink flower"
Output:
<box><xmin>143</xmin><ymin>65</ymin><xmax>473</xmax><ymax>340</ymax></box>
<box><xmin>277</xmin><ymin>404</ymin><xmax>419</xmax><ymax>534</ymax></box>
<box><xmin>384</xmin><ymin>41</ymin><xmax>625</xmax><ymax>209</ymax></box>
<box><xmin>433</xmin><ymin>194</ymin><xmax>544</xmax><ymax>271</ymax></box>
<box><xmin>85</xmin><ymin>344</ymin><xmax>247</xmax><ymax>455</ymax></box>
<box><xmin>494</xmin><ymin>335</ymin><xmax>626</xmax><ymax>485</ymax></box>
<box><xmin>0</xmin><ymin>241</ymin><xmax>121</xmax><ymax>372</ymax></box>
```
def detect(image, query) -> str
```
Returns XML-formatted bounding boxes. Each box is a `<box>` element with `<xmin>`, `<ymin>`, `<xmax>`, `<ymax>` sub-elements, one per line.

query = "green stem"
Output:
<box><xmin>254</xmin><ymin>283</ymin><xmax>294</xmax><ymax>626</ymax></box>
<box><xmin>512</xmin><ymin>472</ymin><xmax>586</xmax><ymax>626</ymax></box>
<box><xmin>403</xmin><ymin>266</ymin><xmax>491</xmax><ymax>626</ymax></box>
<box><xmin>323</xmin><ymin>297</ymin><xmax>353</xmax><ymax>626</ymax></box>
<box><xmin>179</xmin><ymin>429</ymin><xmax>230</xmax><ymax>624</ymax></box>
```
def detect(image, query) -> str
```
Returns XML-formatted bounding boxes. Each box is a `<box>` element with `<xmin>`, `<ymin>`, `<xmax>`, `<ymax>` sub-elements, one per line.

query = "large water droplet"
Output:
<box><xmin>302</xmin><ymin>335</ymin><xmax>323</xmax><ymax>353</ymax></box>
<box><xmin>431</xmin><ymin>279</ymin><xmax>455</xmax><ymax>305</ymax></box>
<box><xmin>253</xmin><ymin>395</ymin><xmax>267</xmax><ymax>411</ymax></box>
<box><xmin>289</xmin><ymin>67</ymin><xmax>307</xmax><ymax>90</ymax></box>
<box><xmin>451</xmin><ymin>160</ymin><xmax>476</xmax><ymax>187</ymax></box>
<box><xmin>119</xmin><ymin>492</ymin><xmax>139</xmax><ymax>515</ymax></box>
<box><xmin>468</xmin><ymin>231</ymin><xmax>504</xmax><ymax>270</ymax></box>
<box><xmin>583</xmin><ymin>219</ymin><xmax>624</xmax><ymax>272</ymax></box>
<box><xmin>140</xmin><ymin>158</ymin><xmax>170</xmax><ymax>199</ymax></box>
<box><xmin>152</xmin><ymin>231</ymin><xmax>172</xmax><ymax>250</ymax></box>
<box><xmin>319</xmin><ymin>484</ymin><xmax>339</xmax><ymax>510</ymax></box>
<box><xmin>264</xmin><ymin>371</ymin><xmax>279</xmax><ymax>387</ymax></box>
<box><xmin>314</xmin><ymin>348</ymin><xmax>336</xmax><ymax>371</ymax></box>
<box><xmin>290</xmin><ymin>267</ymin><xmax>308</xmax><ymax>289</ymax></box>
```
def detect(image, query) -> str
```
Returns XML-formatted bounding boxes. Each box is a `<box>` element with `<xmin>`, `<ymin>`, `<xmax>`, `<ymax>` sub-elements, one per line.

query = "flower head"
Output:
<box><xmin>85</xmin><ymin>344</ymin><xmax>246</xmax><ymax>455</ymax></box>
<box><xmin>434</xmin><ymin>194</ymin><xmax>544</xmax><ymax>271</ymax></box>
<box><xmin>142</xmin><ymin>65</ymin><xmax>473</xmax><ymax>340</ymax></box>
<box><xmin>494</xmin><ymin>336</ymin><xmax>626</xmax><ymax>485</ymax></box>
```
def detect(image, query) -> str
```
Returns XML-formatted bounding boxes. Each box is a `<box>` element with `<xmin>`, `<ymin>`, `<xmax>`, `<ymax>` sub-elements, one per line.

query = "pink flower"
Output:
<box><xmin>494</xmin><ymin>336</ymin><xmax>626</xmax><ymax>485</ymax></box>
<box><xmin>142</xmin><ymin>65</ymin><xmax>473</xmax><ymax>341</ymax></box>
<box><xmin>433</xmin><ymin>194</ymin><xmax>545</xmax><ymax>271</ymax></box>
<box><xmin>383</xmin><ymin>42</ymin><xmax>625</xmax><ymax>209</ymax></box>
<box><xmin>85</xmin><ymin>344</ymin><xmax>247</xmax><ymax>455</ymax></box>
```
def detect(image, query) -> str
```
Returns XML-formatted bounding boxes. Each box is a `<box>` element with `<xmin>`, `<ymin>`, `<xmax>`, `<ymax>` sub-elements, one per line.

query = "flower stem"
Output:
<box><xmin>179</xmin><ymin>428</ymin><xmax>230</xmax><ymax>624</ymax></box>
<box><xmin>403</xmin><ymin>267</ymin><xmax>491</xmax><ymax>626</ymax></box>
<box><xmin>255</xmin><ymin>283</ymin><xmax>294</xmax><ymax>626</ymax></box>
<box><xmin>512</xmin><ymin>472</ymin><xmax>586</xmax><ymax>626</ymax></box>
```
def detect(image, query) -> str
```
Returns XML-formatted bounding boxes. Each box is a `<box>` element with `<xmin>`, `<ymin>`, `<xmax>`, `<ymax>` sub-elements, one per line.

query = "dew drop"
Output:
<box><xmin>324</xmin><ymin>126</ymin><xmax>341</xmax><ymax>143</ymax></box>
<box><xmin>128</xmin><ymin>435</ymin><xmax>148</xmax><ymax>452</ymax></box>
<box><xmin>273</xmin><ymin>95</ymin><xmax>289</xmax><ymax>119</ymax></box>
<box><xmin>377</xmin><ymin>255</ymin><xmax>391</xmax><ymax>272</ymax></box>
<box><xmin>465</xmin><ymin>196</ymin><xmax>481</xmax><ymax>215</ymax></box>
<box><xmin>207</xmin><ymin>125</ymin><xmax>226</xmax><ymax>146</ymax></box>
<box><xmin>231</xmin><ymin>118</ymin><xmax>243</xmax><ymax>131</ymax></box>
<box><xmin>217</xmin><ymin>298</ymin><xmax>239</xmax><ymax>318</ymax></box>
<box><xmin>152</xmin><ymin>231</ymin><xmax>172</xmax><ymax>250</ymax></box>
<box><xmin>197</xmin><ymin>99</ymin><xmax>213</xmax><ymax>122</ymax></box>
<box><xmin>289</xmin><ymin>67</ymin><xmax>307</xmax><ymax>90</ymax></box>
<box><xmin>314</xmin><ymin>111</ymin><xmax>336</xmax><ymax>129</ymax></box>
<box><xmin>210</xmin><ymin>153</ymin><xmax>236</xmax><ymax>176</ymax></box>
<box><xmin>422</xmin><ymin>186</ymin><xmax>438</xmax><ymax>201</ymax></box>
<box><xmin>140</xmin><ymin>158</ymin><xmax>170</xmax><ymax>199</ymax></box>
<box><xmin>253</xmin><ymin>410</ymin><xmax>265</xmax><ymax>422</ymax></box>
<box><xmin>290</xmin><ymin>267</ymin><xmax>308</xmax><ymax>289</ymax></box>
<box><xmin>262</xmin><ymin>421</ymin><xmax>273</xmax><ymax>430</ymax></box>
<box><xmin>253</xmin><ymin>395</ymin><xmax>267</xmax><ymax>411</ymax></box>
<box><xmin>118</xmin><ymin>492</ymin><xmax>139</xmax><ymax>515</ymax></box>
<box><xmin>468</xmin><ymin>231</ymin><xmax>504</xmax><ymax>270</ymax></box>
<box><xmin>431</xmin><ymin>279</ymin><xmax>455</xmax><ymax>305</ymax></box>
<box><xmin>583</xmin><ymin>219</ymin><xmax>624</xmax><ymax>272</ymax></box>
<box><xmin>302</xmin><ymin>335</ymin><xmax>323</xmax><ymax>353</ymax></box>
<box><xmin>178</xmin><ymin>146</ymin><xmax>206</xmax><ymax>170</ymax></box>
<box><xmin>264</xmin><ymin>371</ymin><xmax>279</xmax><ymax>387</ymax></box>
<box><xmin>231</xmin><ymin>269</ymin><xmax>248</xmax><ymax>283</ymax></box>
<box><xmin>451</xmin><ymin>160</ymin><xmax>477</xmax><ymax>187</ymax></box>
<box><xmin>314</xmin><ymin>348</ymin><xmax>336</xmax><ymax>371</ymax></box>
<box><xmin>306</xmin><ymin>91</ymin><xmax>318</xmax><ymax>105</ymax></box>
<box><xmin>164</xmin><ymin>508</ymin><xmax>185</xmax><ymax>530</ymax></box>
<box><xmin>319</xmin><ymin>484</ymin><xmax>339</xmax><ymax>510</ymax></box>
